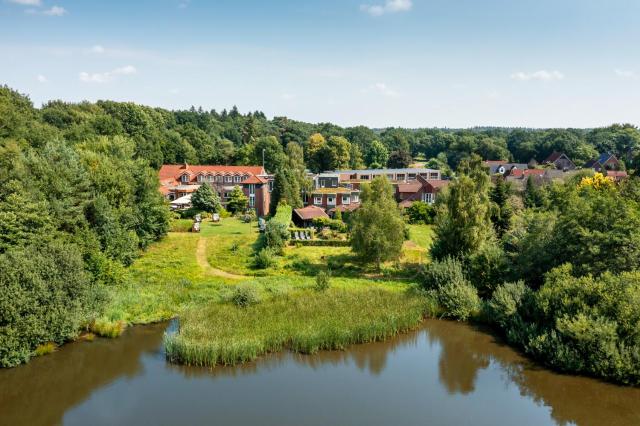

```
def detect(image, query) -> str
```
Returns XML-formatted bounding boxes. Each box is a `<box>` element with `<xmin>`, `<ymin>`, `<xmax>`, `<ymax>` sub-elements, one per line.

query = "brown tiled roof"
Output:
<box><xmin>294</xmin><ymin>205</ymin><xmax>329</xmax><ymax>221</ymax></box>
<box><xmin>426</xmin><ymin>179</ymin><xmax>450</xmax><ymax>189</ymax></box>
<box><xmin>328</xmin><ymin>203</ymin><xmax>361</xmax><ymax>214</ymax></box>
<box><xmin>543</xmin><ymin>151</ymin><xmax>563</xmax><ymax>163</ymax></box>
<box><xmin>396</xmin><ymin>182</ymin><xmax>422</xmax><ymax>193</ymax></box>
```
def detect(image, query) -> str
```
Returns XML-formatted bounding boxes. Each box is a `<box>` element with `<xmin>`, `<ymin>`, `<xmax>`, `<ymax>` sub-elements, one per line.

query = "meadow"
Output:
<box><xmin>100</xmin><ymin>218</ymin><xmax>434</xmax><ymax>364</ymax></box>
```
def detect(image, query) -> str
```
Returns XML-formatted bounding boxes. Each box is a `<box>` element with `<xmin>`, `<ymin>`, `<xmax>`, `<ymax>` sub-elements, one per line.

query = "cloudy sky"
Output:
<box><xmin>1</xmin><ymin>0</ymin><xmax>639</xmax><ymax>128</ymax></box>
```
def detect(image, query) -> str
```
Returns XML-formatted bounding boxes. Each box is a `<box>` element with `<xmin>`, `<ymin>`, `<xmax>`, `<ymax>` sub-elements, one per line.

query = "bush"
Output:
<box><xmin>486</xmin><ymin>281</ymin><xmax>530</xmax><ymax>329</ymax></box>
<box><xmin>240</xmin><ymin>210</ymin><xmax>257</xmax><ymax>223</ymax></box>
<box><xmin>312</xmin><ymin>217</ymin><xmax>347</xmax><ymax>233</ymax></box>
<box><xmin>0</xmin><ymin>241</ymin><xmax>104</xmax><ymax>367</ymax></box>
<box><xmin>405</xmin><ymin>201</ymin><xmax>435</xmax><ymax>224</ymax></box>
<box><xmin>420</xmin><ymin>257</ymin><xmax>466</xmax><ymax>291</ymax></box>
<box><xmin>314</xmin><ymin>270</ymin><xmax>331</xmax><ymax>291</ymax></box>
<box><xmin>436</xmin><ymin>280</ymin><xmax>481</xmax><ymax>321</ymax></box>
<box><xmin>254</xmin><ymin>247</ymin><xmax>276</xmax><ymax>269</ymax></box>
<box><xmin>91</xmin><ymin>319</ymin><xmax>126</xmax><ymax>338</ymax></box>
<box><xmin>231</xmin><ymin>284</ymin><xmax>260</xmax><ymax>307</ymax></box>
<box><xmin>264</xmin><ymin>220</ymin><xmax>289</xmax><ymax>254</ymax></box>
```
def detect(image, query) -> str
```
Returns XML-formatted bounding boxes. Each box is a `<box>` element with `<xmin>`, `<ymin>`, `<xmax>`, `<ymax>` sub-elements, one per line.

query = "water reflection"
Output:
<box><xmin>1</xmin><ymin>319</ymin><xmax>639</xmax><ymax>426</ymax></box>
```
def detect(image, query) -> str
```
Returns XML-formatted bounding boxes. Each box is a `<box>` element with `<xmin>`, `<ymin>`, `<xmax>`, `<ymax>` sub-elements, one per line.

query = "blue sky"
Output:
<box><xmin>1</xmin><ymin>0</ymin><xmax>639</xmax><ymax>127</ymax></box>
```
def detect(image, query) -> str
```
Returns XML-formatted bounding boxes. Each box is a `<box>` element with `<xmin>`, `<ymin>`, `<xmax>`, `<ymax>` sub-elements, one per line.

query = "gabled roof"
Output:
<box><xmin>159</xmin><ymin>164</ymin><xmax>266</xmax><ymax>181</ymax></box>
<box><xmin>425</xmin><ymin>179</ymin><xmax>450</xmax><ymax>190</ymax></box>
<box><xmin>328</xmin><ymin>203</ymin><xmax>361</xmax><ymax>214</ymax></box>
<box><xmin>396</xmin><ymin>182</ymin><xmax>422</xmax><ymax>193</ymax></box>
<box><xmin>598</xmin><ymin>153</ymin><xmax>617</xmax><ymax>164</ymax></box>
<box><xmin>543</xmin><ymin>151</ymin><xmax>565</xmax><ymax>163</ymax></box>
<box><xmin>509</xmin><ymin>169</ymin><xmax>545</xmax><ymax>178</ymax></box>
<box><xmin>294</xmin><ymin>205</ymin><xmax>330</xmax><ymax>221</ymax></box>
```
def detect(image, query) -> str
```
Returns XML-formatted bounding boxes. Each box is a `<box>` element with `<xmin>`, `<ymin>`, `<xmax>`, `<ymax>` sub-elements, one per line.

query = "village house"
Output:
<box><xmin>396</xmin><ymin>175</ymin><xmax>450</xmax><ymax>208</ymax></box>
<box><xmin>482</xmin><ymin>160</ymin><xmax>529</xmax><ymax>176</ymax></box>
<box><xmin>158</xmin><ymin>163</ymin><xmax>272</xmax><ymax>217</ymax></box>
<box><xmin>293</xmin><ymin>205</ymin><xmax>329</xmax><ymax>227</ymax></box>
<box><xmin>584</xmin><ymin>153</ymin><xmax>622</xmax><ymax>172</ymax></box>
<box><xmin>542</xmin><ymin>152</ymin><xmax>576</xmax><ymax>171</ymax></box>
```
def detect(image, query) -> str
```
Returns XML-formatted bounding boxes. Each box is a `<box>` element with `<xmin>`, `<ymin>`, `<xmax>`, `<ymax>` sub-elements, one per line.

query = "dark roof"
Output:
<box><xmin>598</xmin><ymin>153</ymin><xmax>616</xmax><ymax>163</ymax></box>
<box><xmin>294</xmin><ymin>205</ymin><xmax>329</xmax><ymax>221</ymax></box>
<box><xmin>543</xmin><ymin>151</ymin><xmax>564</xmax><ymax>163</ymax></box>
<box><xmin>328</xmin><ymin>203</ymin><xmax>361</xmax><ymax>214</ymax></box>
<box><xmin>396</xmin><ymin>182</ymin><xmax>422</xmax><ymax>193</ymax></box>
<box><xmin>425</xmin><ymin>179</ymin><xmax>450</xmax><ymax>190</ymax></box>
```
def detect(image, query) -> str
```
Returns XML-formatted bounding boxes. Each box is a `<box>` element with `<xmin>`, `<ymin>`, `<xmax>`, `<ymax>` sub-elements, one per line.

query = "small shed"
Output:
<box><xmin>293</xmin><ymin>205</ymin><xmax>329</xmax><ymax>227</ymax></box>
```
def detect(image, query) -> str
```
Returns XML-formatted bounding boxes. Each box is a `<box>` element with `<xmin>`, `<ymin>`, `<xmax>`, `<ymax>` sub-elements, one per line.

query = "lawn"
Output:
<box><xmin>101</xmin><ymin>217</ymin><xmax>435</xmax><ymax>360</ymax></box>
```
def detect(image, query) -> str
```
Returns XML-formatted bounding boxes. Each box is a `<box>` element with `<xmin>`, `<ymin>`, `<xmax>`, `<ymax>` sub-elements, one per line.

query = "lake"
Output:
<box><xmin>1</xmin><ymin>319</ymin><xmax>639</xmax><ymax>426</ymax></box>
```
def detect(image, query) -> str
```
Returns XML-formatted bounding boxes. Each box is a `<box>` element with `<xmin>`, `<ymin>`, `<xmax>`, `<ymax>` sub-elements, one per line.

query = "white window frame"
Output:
<box><xmin>352</xmin><ymin>194</ymin><xmax>359</xmax><ymax>203</ymax></box>
<box><xmin>422</xmin><ymin>193</ymin><xmax>434</xmax><ymax>204</ymax></box>
<box><xmin>327</xmin><ymin>195</ymin><xmax>336</xmax><ymax>206</ymax></box>
<box><xmin>197</xmin><ymin>175</ymin><xmax>204</xmax><ymax>183</ymax></box>
<box><xmin>234</xmin><ymin>175</ymin><xmax>241</xmax><ymax>183</ymax></box>
<box><xmin>342</xmin><ymin>195</ymin><xmax>350</xmax><ymax>204</ymax></box>
<box><xmin>314</xmin><ymin>196</ymin><xmax>322</xmax><ymax>205</ymax></box>
<box><xmin>225</xmin><ymin>176</ymin><xmax>232</xmax><ymax>183</ymax></box>
<box><xmin>181</xmin><ymin>174</ymin><xmax>189</xmax><ymax>183</ymax></box>
<box><xmin>249</xmin><ymin>196</ymin><xmax>255</xmax><ymax>207</ymax></box>
<box><xmin>216</xmin><ymin>175</ymin><xmax>222</xmax><ymax>182</ymax></box>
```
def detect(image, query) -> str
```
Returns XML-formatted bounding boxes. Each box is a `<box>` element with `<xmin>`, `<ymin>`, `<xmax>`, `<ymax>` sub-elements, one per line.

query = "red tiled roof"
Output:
<box><xmin>159</xmin><ymin>164</ymin><xmax>265</xmax><ymax>180</ymax></box>
<box><xmin>509</xmin><ymin>169</ymin><xmax>545</xmax><ymax>178</ymax></box>
<box><xmin>606</xmin><ymin>171</ymin><xmax>628</xmax><ymax>178</ymax></box>
<box><xmin>426</xmin><ymin>179</ymin><xmax>450</xmax><ymax>189</ymax></box>
<box><xmin>294</xmin><ymin>205</ymin><xmax>330</xmax><ymax>221</ymax></box>
<box><xmin>243</xmin><ymin>175</ymin><xmax>268</xmax><ymax>184</ymax></box>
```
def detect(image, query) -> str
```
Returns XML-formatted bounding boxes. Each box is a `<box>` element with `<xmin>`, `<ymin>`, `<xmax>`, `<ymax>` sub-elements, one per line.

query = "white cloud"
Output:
<box><xmin>8</xmin><ymin>0</ymin><xmax>41</xmax><ymax>5</ymax></box>
<box><xmin>363</xmin><ymin>82</ymin><xmax>399</xmax><ymax>97</ymax></box>
<box><xmin>510</xmin><ymin>70</ymin><xmax>564</xmax><ymax>81</ymax></box>
<box><xmin>360</xmin><ymin>0</ymin><xmax>412</xmax><ymax>16</ymax></box>
<box><xmin>79</xmin><ymin>65</ymin><xmax>137</xmax><ymax>83</ymax></box>
<box><xmin>43</xmin><ymin>5</ymin><xmax>66</xmax><ymax>16</ymax></box>
<box><xmin>615</xmin><ymin>69</ymin><xmax>638</xmax><ymax>79</ymax></box>
<box><xmin>36</xmin><ymin>74</ymin><xmax>47</xmax><ymax>83</ymax></box>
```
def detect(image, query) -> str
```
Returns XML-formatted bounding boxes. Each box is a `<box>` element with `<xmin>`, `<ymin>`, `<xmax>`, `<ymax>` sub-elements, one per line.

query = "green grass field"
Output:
<box><xmin>102</xmin><ymin>217</ymin><xmax>435</xmax><ymax>363</ymax></box>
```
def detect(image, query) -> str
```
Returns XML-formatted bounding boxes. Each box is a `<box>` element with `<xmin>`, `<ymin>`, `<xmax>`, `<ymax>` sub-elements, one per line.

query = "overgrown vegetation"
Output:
<box><xmin>165</xmin><ymin>287</ymin><xmax>435</xmax><ymax>367</ymax></box>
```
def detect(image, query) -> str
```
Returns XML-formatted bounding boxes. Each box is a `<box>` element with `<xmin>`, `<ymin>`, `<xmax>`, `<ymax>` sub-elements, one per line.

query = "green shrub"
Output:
<box><xmin>0</xmin><ymin>241</ymin><xmax>103</xmax><ymax>367</ymax></box>
<box><xmin>264</xmin><ymin>220</ymin><xmax>289</xmax><ymax>253</ymax></box>
<box><xmin>91</xmin><ymin>319</ymin><xmax>126</xmax><ymax>338</ymax></box>
<box><xmin>485</xmin><ymin>281</ymin><xmax>530</xmax><ymax>329</ymax></box>
<box><xmin>436</xmin><ymin>279</ymin><xmax>481</xmax><ymax>321</ymax></box>
<box><xmin>420</xmin><ymin>256</ymin><xmax>466</xmax><ymax>291</ymax></box>
<box><xmin>405</xmin><ymin>201</ymin><xmax>435</xmax><ymax>224</ymax></box>
<box><xmin>231</xmin><ymin>284</ymin><xmax>260</xmax><ymax>308</ymax></box>
<box><xmin>312</xmin><ymin>217</ymin><xmax>347</xmax><ymax>233</ymax></box>
<box><xmin>34</xmin><ymin>342</ymin><xmax>57</xmax><ymax>357</ymax></box>
<box><xmin>254</xmin><ymin>247</ymin><xmax>276</xmax><ymax>269</ymax></box>
<box><xmin>314</xmin><ymin>270</ymin><xmax>331</xmax><ymax>291</ymax></box>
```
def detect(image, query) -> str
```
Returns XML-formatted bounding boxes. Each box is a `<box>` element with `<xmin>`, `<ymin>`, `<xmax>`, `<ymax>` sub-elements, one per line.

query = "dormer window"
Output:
<box><xmin>225</xmin><ymin>176</ymin><xmax>232</xmax><ymax>183</ymax></box>
<box><xmin>181</xmin><ymin>174</ymin><xmax>189</xmax><ymax>183</ymax></box>
<box><xmin>197</xmin><ymin>175</ymin><xmax>204</xmax><ymax>183</ymax></box>
<box><xmin>234</xmin><ymin>175</ymin><xmax>241</xmax><ymax>183</ymax></box>
<box><xmin>208</xmin><ymin>175</ymin><xmax>214</xmax><ymax>182</ymax></box>
<box><xmin>216</xmin><ymin>175</ymin><xmax>222</xmax><ymax>182</ymax></box>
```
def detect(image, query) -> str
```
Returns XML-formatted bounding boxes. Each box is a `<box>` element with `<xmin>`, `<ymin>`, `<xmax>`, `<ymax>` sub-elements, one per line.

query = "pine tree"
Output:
<box><xmin>490</xmin><ymin>176</ymin><xmax>512</xmax><ymax>237</ymax></box>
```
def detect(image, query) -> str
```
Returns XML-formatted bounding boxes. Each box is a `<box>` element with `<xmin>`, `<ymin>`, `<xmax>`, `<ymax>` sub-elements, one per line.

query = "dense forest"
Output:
<box><xmin>2</xmin><ymin>83</ymin><xmax>640</xmax><ymax>371</ymax></box>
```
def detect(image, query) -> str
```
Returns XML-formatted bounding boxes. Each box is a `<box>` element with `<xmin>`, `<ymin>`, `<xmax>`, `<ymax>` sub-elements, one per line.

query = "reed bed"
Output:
<box><xmin>165</xmin><ymin>287</ymin><xmax>435</xmax><ymax>367</ymax></box>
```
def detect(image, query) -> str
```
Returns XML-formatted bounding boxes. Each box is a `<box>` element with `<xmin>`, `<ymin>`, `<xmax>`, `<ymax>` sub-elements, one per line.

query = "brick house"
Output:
<box><xmin>396</xmin><ymin>175</ymin><xmax>450</xmax><ymax>208</ymax></box>
<box><xmin>158</xmin><ymin>163</ymin><xmax>272</xmax><ymax>217</ymax></box>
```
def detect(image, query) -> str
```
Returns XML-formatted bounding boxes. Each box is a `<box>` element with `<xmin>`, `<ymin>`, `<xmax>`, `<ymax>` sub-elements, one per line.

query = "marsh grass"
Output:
<box><xmin>91</xmin><ymin>319</ymin><xmax>126</xmax><ymax>338</ymax></box>
<box><xmin>165</xmin><ymin>287</ymin><xmax>436</xmax><ymax>367</ymax></box>
<box><xmin>34</xmin><ymin>342</ymin><xmax>56</xmax><ymax>356</ymax></box>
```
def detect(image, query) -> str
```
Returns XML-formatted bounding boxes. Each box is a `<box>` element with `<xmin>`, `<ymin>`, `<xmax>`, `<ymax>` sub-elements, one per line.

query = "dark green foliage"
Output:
<box><xmin>0</xmin><ymin>241</ymin><xmax>105</xmax><ymax>367</ymax></box>
<box><xmin>311</xmin><ymin>217</ymin><xmax>347</xmax><ymax>233</ymax></box>
<box><xmin>523</xmin><ymin>176</ymin><xmax>546</xmax><ymax>208</ymax></box>
<box><xmin>488</xmin><ymin>266</ymin><xmax>640</xmax><ymax>385</ymax></box>
<box><xmin>269</xmin><ymin>168</ymin><xmax>302</xmax><ymax>215</ymax></box>
<box><xmin>489</xmin><ymin>176</ymin><xmax>512</xmax><ymax>237</ymax></box>
<box><xmin>404</xmin><ymin>201</ymin><xmax>435</xmax><ymax>225</ymax></box>
<box><xmin>191</xmin><ymin>182</ymin><xmax>222</xmax><ymax>213</ymax></box>
<box><xmin>420</xmin><ymin>257</ymin><xmax>466</xmax><ymax>291</ymax></box>
<box><xmin>387</xmin><ymin>149</ymin><xmax>412</xmax><ymax>168</ymax></box>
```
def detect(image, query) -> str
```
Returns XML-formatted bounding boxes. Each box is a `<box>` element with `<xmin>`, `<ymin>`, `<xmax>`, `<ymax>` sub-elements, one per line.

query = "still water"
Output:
<box><xmin>1</xmin><ymin>319</ymin><xmax>639</xmax><ymax>426</ymax></box>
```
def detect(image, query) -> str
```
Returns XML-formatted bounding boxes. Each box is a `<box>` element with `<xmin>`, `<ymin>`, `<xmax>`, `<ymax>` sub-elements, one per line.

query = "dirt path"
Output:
<box><xmin>196</xmin><ymin>237</ymin><xmax>246</xmax><ymax>280</ymax></box>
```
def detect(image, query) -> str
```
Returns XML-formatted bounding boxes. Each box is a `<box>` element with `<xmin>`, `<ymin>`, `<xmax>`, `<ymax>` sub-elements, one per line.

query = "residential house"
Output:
<box><xmin>308</xmin><ymin>187</ymin><xmax>360</xmax><ymax>212</ymax></box>
<box><xmin>396</xmin><ymin>175</ymin><xmax>450</xmax><ymax>208</ymax></box>
<box><xmin>335</xmin><ymin>167</ymin><xmax>441</xmax><ymax>191</ymax></box>
<box><xmin>584</xmin><ymin>153</ymin><xmax>621</xmax><ymax>172</ymax></box>
<box><xmin>158</xmin><ymin>163</ymin><xmax>272</xmax><ymax>217</ymax></box>
<box><xmin>543</xmin><ymin>152</ymin><xmax>575</xmax><ymax>171</ymax></box>
<box><xmin>293</xmin><ymin>205</ymin><xmax>329</xmax><ymax>227</ymax></box>
<box><xmin>605</xmin><ymin>170</ymin><xmax>629</xmax><ymax>182</ymax></box>
<box><xmin>482</xmin><ymin>161</ymin><xmax>529</xmax><ymax>176</ymax></box>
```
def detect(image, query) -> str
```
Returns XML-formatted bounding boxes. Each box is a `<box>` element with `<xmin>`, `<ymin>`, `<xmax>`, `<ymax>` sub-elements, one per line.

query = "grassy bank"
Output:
<box><xmin>165</xmin><ymin>286</ymin><xmax>435</xmax><ymax>367</ymax></box>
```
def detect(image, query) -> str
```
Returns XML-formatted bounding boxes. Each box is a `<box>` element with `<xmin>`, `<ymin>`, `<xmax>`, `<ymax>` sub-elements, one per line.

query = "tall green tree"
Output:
<box><xmin>365</xmin><ymin>139</ymin><xmax>388</xmax><ymax>169</ymax></box>
<box><xmin>489</xmin><ymin>176</ymin><xmax>512</xmax><ymax>237</ymax></box>
<box><xmin>351</xmin><ymin>176</ymin><xmax>405</xmax><ymax>268</ymax></box>
<box><xmin>431</xmin><ymin>155</ymin><xmax>494</xmax><ymax>260</ymax></box>
<box><xmin>226</xmin><ymin>185</ymin><xmax>248</xmax><ymax>214</ymax></box>
<box><xmin>269</xmin><ymin>168</ymin><xmax>302</xmax><ymax>215</ymax></box>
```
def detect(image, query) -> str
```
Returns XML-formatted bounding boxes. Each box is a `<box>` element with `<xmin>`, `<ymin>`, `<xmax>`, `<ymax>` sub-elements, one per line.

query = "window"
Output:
<box><xmin>387</xmin><ymin>174</ymin><xmax>394</xmax><ymax>180</ymax></box>
<box><xmin>396</xmin><ymin>174</ymin><xmax>405</xmax><ymax>181</ymax></box>
<box><xmin>216</xmin><ymin>175</ymin><xmax>222</xmax><ymax>182</ymax></box>
<box><xmin>327</xmin><ymin>196</ymin><xmax>336</xmax><ymax>205</ymax></box>
<box><xmin>197</xmin><ymin>175</ymin><xmax>204</xmax><ymax>183</ymax></box>
<box><xmin>342</xmin><ymin>195</ymin><xmax>350</xmax><ymax>204</ymax></box>
<box><xmin>268</xmin><ymin>181</ymin><xmax>274</xmax><ymax>192</ymax></box>
<box><xmin>360</xmin><ymin>175</ymin><xmax>370</xmax><ymax>180</ymax></box>
<box><xmin>234</xmin><ymin>175</ymin><xmax>241</xmax><ymax>183</ymax></box>
<box><xmin>422</xmin><ymin>193</ymin><xmax>434</xmax><ymax>204</ymax></box>
<box><xmin>429</xmin><ymin>172</ymin><xmax>439</xmax><ymax>179</ymax></box>
<box><xmin>224</xmin><ymin>192</ymin><xmax>231</xmax><ymax>199</ymax></box>
<box><xmin>352</xmin><ymin>194</ymin><xmax>359</xmax><ymax>203</ymax></box>
<box><xmin>249</xmin><ymin>184</ymin><xmax>255</xmax><ymax>195</ymax></box>
<box><xmin>314</xmin><ymin>196</ymin><xmax>322</xmax><ymax>205</ymax></box>
<box><xmin>208</xmin><ymin>175</ymin><xmax>214</xmax><ymax>182</ymax></box>
<box><xmin>408</xmin><ymin>173</ymin><xmax>416</xmax><ymax>180</ymax></box>
<box><xmin>249</xmin><ymin>197</ymin><xmax>255</xmax><ymax>207</ymax></box>
<box><xmin>181</xmin><ymin>174</ymin><xmax>189</xmax><ymax>183</ymax></box>
<box><xmin>225</xmin><ymin>176</ymin><xmax>232</xmax><ymax>183</ymax></box>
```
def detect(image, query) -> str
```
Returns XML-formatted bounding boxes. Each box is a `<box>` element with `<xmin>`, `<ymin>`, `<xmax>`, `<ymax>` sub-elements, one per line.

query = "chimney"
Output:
<box><xmin>181</xmin><ymin>162</ymin><xmax>188</xmax><ymax>170</ymax></box>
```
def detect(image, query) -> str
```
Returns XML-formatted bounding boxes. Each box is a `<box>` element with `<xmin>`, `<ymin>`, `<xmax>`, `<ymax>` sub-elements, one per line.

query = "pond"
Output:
<box><xmin>1</xmin><ymin>319</ymin><xmax>639</xmax><ymax>426</ymax></box>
